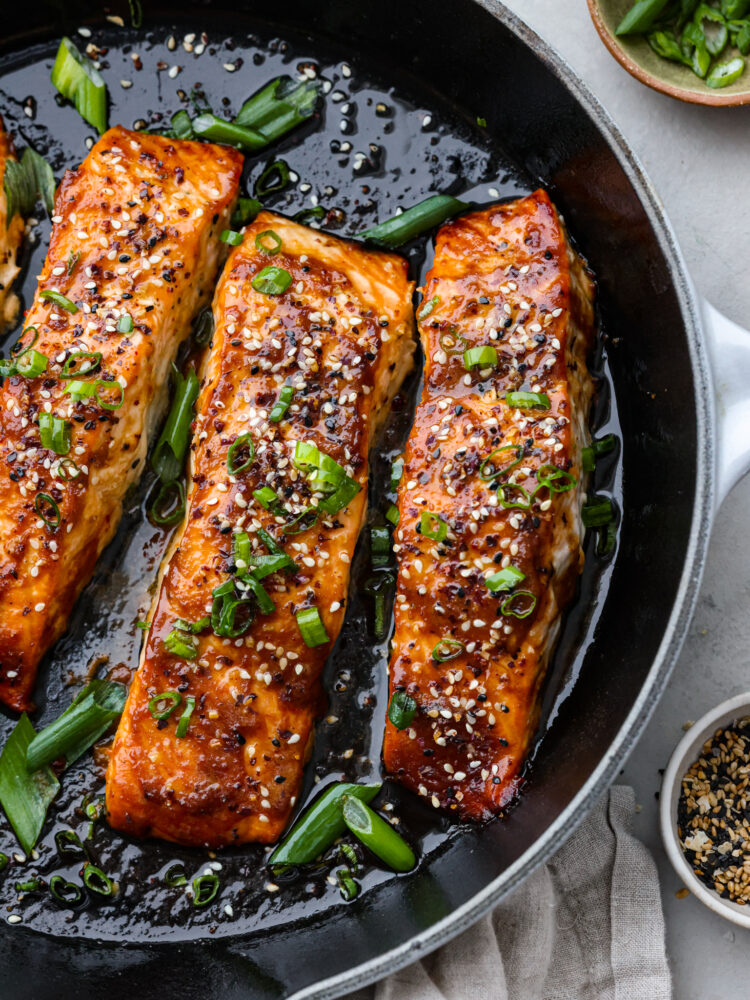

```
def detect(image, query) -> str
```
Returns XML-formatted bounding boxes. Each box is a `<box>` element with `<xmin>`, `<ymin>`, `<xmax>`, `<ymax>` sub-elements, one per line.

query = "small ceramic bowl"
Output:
<box><xmin>587</xmin><ymin>0</ymin><xmax>750</xmax><ymax>106</ymax></box>
<box><xmin>660</xmin><ymin>692</ymin><xmax>750</xmax><ymax>928</ymax></box>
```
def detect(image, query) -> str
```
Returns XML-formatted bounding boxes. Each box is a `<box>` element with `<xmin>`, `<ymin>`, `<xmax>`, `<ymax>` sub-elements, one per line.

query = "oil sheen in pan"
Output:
<box><xmin>0</xmin><ymin>15</ymin><xmax>622</xmax><ymax>942</ymax></box>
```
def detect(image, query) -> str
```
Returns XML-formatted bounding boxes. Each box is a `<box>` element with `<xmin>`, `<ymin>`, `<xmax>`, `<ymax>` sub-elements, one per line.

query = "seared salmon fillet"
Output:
<box><xmin>0</xmin><ymin>120</ymin><xmax>24</xmax><ymax>330</ymax></box>
<box><xmin>106</xmin><ymin>210</ymin><xmax>415</xmax><ymax>847</ymax></box>
<box><xmin>0</xmin><ymin>126</ymin><xmax>242</xmax><ymax>711</ymax></box>
<box><xmin>383</xmin><ymin>191</ymin><xmax>595</xmax><ymax>820</ymax></box>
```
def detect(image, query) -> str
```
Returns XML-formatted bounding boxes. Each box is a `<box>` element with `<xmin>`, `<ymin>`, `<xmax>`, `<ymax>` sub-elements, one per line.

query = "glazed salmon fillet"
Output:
<box><xmin>106</xmin><ymin>210</ymin><xmax>415</xmax><ymax>847</ymax></box>
<box><xmin>0</xmin><ymin>126</ymin><xmax>242</xmax><ymax>711</ymax></box>
<box><xmin>383</xmin><ymin>191</ymin><xmax>595</xmax><ymax>819</ymax></box>
<box><xmin>0</xmin><ymin>120</ymin><xmax>24</xmax><ymax>330</ymax></box>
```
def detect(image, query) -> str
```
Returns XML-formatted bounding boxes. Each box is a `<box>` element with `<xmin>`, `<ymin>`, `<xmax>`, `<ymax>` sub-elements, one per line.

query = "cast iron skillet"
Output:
<box><xmin>1</xmin><ymin>1</ymin><xmax>749</xmax><ymax>997</ymax></box>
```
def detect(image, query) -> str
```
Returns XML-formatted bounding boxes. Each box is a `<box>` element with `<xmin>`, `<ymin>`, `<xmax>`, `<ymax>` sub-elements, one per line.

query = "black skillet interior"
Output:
<box><xmin>0</xmin><ymin>1</ymin><xmax>698</xmax><ymax>997</ymax></box>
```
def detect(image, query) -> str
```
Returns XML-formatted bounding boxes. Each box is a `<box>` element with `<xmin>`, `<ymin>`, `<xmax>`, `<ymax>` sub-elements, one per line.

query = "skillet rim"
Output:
<box><xmin>292</xmin><ymin>1</ymin><xmax>715</xmax><ymax>996</ymax></box>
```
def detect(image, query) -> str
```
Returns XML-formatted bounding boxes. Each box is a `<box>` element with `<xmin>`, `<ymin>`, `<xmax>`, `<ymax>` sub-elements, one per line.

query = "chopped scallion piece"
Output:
<box><xmin>254</xmin><ymin>159</ymin><xmax>291</xmax><ymax>198</ymax></box>
<box><xmin>582</xmin><ymin>497</ymin><xmax>615</xmax><ymax>528</ymax></box>
<box><xmin>15</xmin><ymin>349</ymin><xmax>48</xmax><ymax>378</ymax></box>
<box><xmin>170</xmin><ymin>109</ymin><xmax>194</xmax><ymax>139</ymax></box>
<box><xmin>35</xmin><ymin>492</ymin><xmax>61</xmax><ymax>530</ymax></box>
<box><xmin>164</xmin><ymin>628</ymin><xmax>199</xmax><ymax>660</ymax></box>
<box><xmin>390</xmin><ymin>456</ymin><xmax>404</xmax><ymax>492</ymax></box>
<box><xmin>269</xmin><ymin>384</ymin><xmax>294</xmax><ymax>422</ymax></box>
<box><xmin>235</xmin><ymin>76</ymin><xmax>322</xmax><ymax>146</ymax></box>
<box><xmin>534</xmin><ymin>463</ymin><xmax>577</xmax><ymax>496</ymax></box>
<box><xmin>226</xmin><ymin>431</ymin><xmax>255</xmax><ymax>475</ymax></box>
<box><xmin>253</xmin><ymin>485</ymin><xmax>281</xmax><ymax>510</ymax></box>
<box><xmin>175</xmin><ymin>695</ymin><xmax>196</xmax><ymax>739</ymax></box>
<box><xmin>50</xmin><ymin>36</ymin><xmax>108</xmax><ymax>134</ymax></box>
<box><xmin>370</xmin><ymin>525</ymin><xmax>391</xmax><ymax>567</ymax></box>
<box><xmin>486</xmin><ymin>565</ymin><xmax>525</xmax><ymax>593</ymax></box>
<box><xmin>39</xmin><ymin>413</ymin><xmax>71</xmax><ymax>455</ymax></box>
<box><xmin>500</xmin><ymin>590</ymin><xmax>537</xmax><ymax>619</ymax></box>
<box><xmin>385</xmin><ymin>503</ymin><xmax>399</xmax><ymax>526</ymax></box>
<box><xmin>192</xmin><ymin>113</ymin><xmax>266</xmax><ymax>150</ymax></box>
<box><xmin>506</xmin><ymin>390</ymin><xmax>550</xmax><ymax>410</ymax></box>
<box><xmin>292</xmin><ymin>440</ymin><xmax>361</xmax><ymax>513</ymax></box>
<box><xmin>149</xmin><ymin>479</ymin><xmax>186</xmax><ymax>526</ymax></box>
<box><xmin>463</xmin><ymin>345</ymin><xmax>498</xmax><ymax>371</ymax></box>
<box><xmin>419</xmin><ymin>510</ymin><xmax>447</xmax><ymax>542</ymax></box>
<box><xmin>387</xmin><ymin>690</ymin><xmax>417</xmax><ymax>729</ymax></box>
<box><xmin>164</xmin><ymin>862</ymin><xmax>188</xmax><ymax>887</ymax></box>
<box><xmin>152</xmin><ymin>368</ymin><xmax>199</xmax><ymax>484</ymax></box>
<box><xmin>496</xmin><ymin>482</ymin><xmax>532</xmax><ymax>510</ymax></box>
<box><xmin>61</xmin><ymin>350</ymin><xmax>102</xmax><ymax>378</ymax></box>
<box><xmin>220</xmin><ymin>229</ymin><xmax>243</xmax><ymax>246</ymax></box>
<box><xmin>341</xmin><ymin>795</ymin><xmax>416</xmax><ymax>872</ymax></box>
<box><xmin>255</xmin><ymin>229</ymin><xmax>282</xmax><ymax>254</ymax></box>
<box><xmin>232</xmin><ymin>197</ymin><xmax>263</xmax><ymax>228</ymax></box>
<box><xmin>283</xmin><ymin>506</ymin><xmax>319</xmax><ymax>534</ymax></box>
<box><xmin>192</xmin><ymin>873</ymin><xmax>220</xmax><ymax>906</ymax></box>
<box><xmin>417</xmin><ymin>295</ymin><xmax>440</xmax><ymax>321</ymax></box>
<box><xmin>431</xmin><ymin>638</ymin><xmax>465</xmax><ymax>662</ymax></box>
<box><xmin>359</xmin><ymin>194</ymin><xmax>468</xmax><ymax>248</ymax></box>
<box><xmin>251</xmin><ymin>265</ymin><xmax>292</xmax><ymax>295</ymax></box>
<box><xmin>117</xmin><ymin>313</ymin><xmax>133</xmax><ymax>334</ymax></box>
<box><xmin>0</xmin><ymin>714</ymin><xmax>59</xmax><ymax>854</ymax></box>
<box><xmin>707</xmin><ymin>55</ymin><xmax>746</xmax><ymax>86</ymax></box>
<box><xmin>211</xmin><ymin>580</ymin><xmax>255</xmax><ymax>638</ymax></box>
<box><xmin>3</xmin><ymin>147</ymin><xmax>55</xmax><ymax>222</ymax></box>
<box><xmin>479</xmin><ymin>444</ymin><xmax>523</xmax><ymax>482</ymax></box>
<box><xmin>148</xmin><ymin>692</ymin><xmax>182</xmax><ymax>720</ymax></box>
<box><xmin>40</xmin><ymin>289</ymin><xmax>78</xmax><ymax>313</ymax></box>
<box><xmin>50</xmin><ymin>875</ymin><xmax>84</xmax><ymax>907</ymax></box>
<box><xmin>296</xmin><ymin>607</ymin><xmax>330</xmax><ymax>647</ymax></box>
<box><xmin>83</xmin><ymin>864</ymin><xmax>115</xmax><ymax>897</ymax></box>
<box><xmin>337</xmin><ymin>868</ymin><xmax>359</xmax><ymax>901</ymax></box>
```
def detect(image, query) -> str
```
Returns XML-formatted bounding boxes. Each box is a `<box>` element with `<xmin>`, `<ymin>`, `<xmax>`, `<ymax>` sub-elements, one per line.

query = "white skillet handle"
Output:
<box><xmin>701</xmin><ymin>298</ymin><xmax>750</xmax><ymax>509</ymax></box>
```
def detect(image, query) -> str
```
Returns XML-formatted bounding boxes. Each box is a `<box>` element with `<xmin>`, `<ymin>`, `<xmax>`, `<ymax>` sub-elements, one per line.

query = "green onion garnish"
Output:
<box><xmin>385</xmin><ymin>503</ymin><xmax>399</xmax><ymax>526</ymax></box>
<box><xmin>269</xmin><ymin>781</ymin><xmax>381</xmax><ymax>867</ymax></box>
<box><xmin>192</xmin><ymin>306</ymin><xmax>214</xmax><ymax>347</ymax></box>
<box><xmin>707</xmin><ymin>56</ymin><xmax>746</xmax><ymax>87</ymax></box>
<box><xmin>0</xmin><ymin>714</ymin><xmax>59</xmax><ymax>854</ymax></box>
<box><xmin>463</xmin><ymin>345</ymin><xmax>498</xmax><ymax>371</ymax></box>
<box><xmin>235</xmin><ymin>76</ymin><xmax>322</xmax><ymax>146</ymax></box>
<box><xmin>417</xmin><ymin>295</ymin><xmax>440</xmax><ymax>322</ymax></box>
<box><xmin>227</xmin><ymin>431</ymin><xmax>255</xmax><ymax>475</ymax></box>
<box><xmin>61</xmin><ymin>351</ymin><xmax>102</xmax><ymax>378</ymax></box>
<box><xmin>283</xmin><ymin>506</ymin><xmax>319</xmax><ymax>534</ymax></box>
<box><xmin>148</xmin><ymin>692</ymin><xmax>182</xmax><ymax>720</ymax></box>
<box><xmin>341</xmin><ymin>795</ymin><xmax>416</xmax><ymax>872</ymax></box>
<box><xmin>388</xmin><ymin>689</ymin><xmax>417</xmax><ymax>730</ymax></box>
<box><xmin>117</xmin><ymin>313</ymin><xmax>133</xmax><ymax>334</ymax></box>
<box><xmin>248</xmin><ymin>552</ymin><xmax>295</xmax><ymax>580</ymax></box>
<box><xmin>15</xmin><ymin>349</ymin><xmax>49</xmax><ymax>378</ymax></box>
<box><xmin>255</xmin><ymin>229</ymin><xmax>282</xmax><ymax>255</ymax></box>
<box><xmin>293</xmin><ymin>440</ymin><xmax>361</xmax><ymax>514</ymax></box>
<box><xmin>220</xmin><ymin>229</ymin><xmax>243</xmax><ymax>246</ymax></box>
<box><xmin>164</xmin><ymin>628</ymin><xmax>198</xmax><ymax>660</ymax></box>
<box><xmin>500</xmin><ymin>590</ymin><xmax>537</xmax><ymax>619</ymax></box>
<box><xmin>55</xmin><ymin>828</ymin><xmax>87</xmax><ymax>859</ymax></box>
<box><xmin>57</xmin><ymin>456</ymin><xmax>81</xmax><ymax>481</ymax></box>
<box><xmin>390</xmin><ymin>456</ymin><xmax>404</xmax><ymax>493</ymax></box>
<box><xmin>232</xmin><ymin>197</ymin><xmax>264</xmax><ymax>229</ymax></box>
<box><xmin>26</xmin><ymin>679</ymin><xmax>127</xmax><ymax>771</ymax></box>
<box><xmin>294</xmin><ymin>206</ymin><xmax>326</xmax><ymax>226</ymax></box>
<box><xmin>0</xmin><ymin>853</ymin><xmax>7</xmax><ymax>872</ymax></box>
<box><xmin>359</xmin><ymin>194</ymin><xmax>468</xmax><ymax>248</ymax></box>
<box><xmin>582</xmin><ymin>434</ymin><xmax>617</xmax><ymax>472</ymax></box>
<box><xmin>211</xmin><ymin>580</ymin><xmax>255</xmax><ymax>637</ymax></box>
<box><xmin>486</xmin><ymin>565</ymin><xmax>525</xmax><ymax>593</ymax></box>
<box><xmin>497</xmin><ymin>483</ymin><xmax>532</xmax><ymax>510</ymax></box>
<box><xmin>337</xmin><ymin>868</ymin><xmax>359</xmax><ymax>901</ymax></box>
<box><xmin>419</xmin><ymin>510</ymin><xmax>447</xmax><ymax>542</ymax></box>
<box><xmin>192</xmin><ymin>113</ymin><xmax>266</xmax><ymax>151</ymax></box>
<box><xmin>582</xmin><ymin>496</ymin><xmax>615</xmax><ymax>528</ymax></box>
<box><xmin>253</xmin><ymin>485</ymin><xmax>280</xmax><ymax>510</ymax></box>
<box><xmin>3</xmin><ymin>147</ymin><xmax>55</xmax><ymax>222</ymax></box>
<box><xmin>35</xmin><ymin>492</ymin><xmax>61</xmax><ymax>530</ymax></box>
<box><xmin>49</xmin><ymin>875</ymin><xmax>84</xmax><ymax>907</ymax></box>
<box><xmin>170</xmin><ymin>109</ymin><xmax>194</xmax><ymax>139</ymax></box>
<box><xmin>82</xmin><ymin>863</ymin><xmax>115</xmax><ymax>897</ymax></box>
<box><xmin>175</xmin><ymin>695</ymin><xmax>196</xmax><ymax>739</ymax></box>
<box><xmin>254</xmin><ymin>159</ymin><xmax>291</xmax><ymax>198</ymax></box>
<box><xmin>192</xmin><ymin>872</ymin><xmax>220</xmax><ymax>907</ymax></box>
<box><xmin>40</xmin><ymin>289</ymin><xmax>78</xmax><ymax>313</ymax></box>
<box><xmin>152</xmin><ymin>368</ymin><xmax>199</xmax><ymax>484</ymax></box>
<box><xmin>39</xmin><ymin>414</ymin><xmax>71</xmax><ymax>455</ymax></box>
<box><xmin>296</xmin><ymin>607</ymin><xmax>329</xmax><ymax>647</ymax></box>
<box><xmin>479</xmin><ymin>444</ymin><xmax>522</xmax><ymax>482</ymax></box>
<box><xmin>65</xmin><ymin>378</ymin><xmax>124</xmax><ymax>410</ymax></box>
<box><xmin>164</xmin><ymin>862</ymin><xmax>188</xmax><ymax>887</ymax></box>
<box><xmin>363</xmin><ymin>572</ymin><xmax>395</xmax><ymax>640</ymax></box>
<box><xmin>616</xmin><ymin>0</ymin><xmax>671</xmax><ymax>34</ymax></box>
<box><xmin>251</xmin><ymin>265</ymin><xmax>292</xmax><ymax>296</ymax></box>
<box><xmin>269</xmin><ymin>384</ymin><xmax>294</xmax><ymax>423</ymax></box>
<box><xmin>506</xmin><ymin>391</ymin><xmax>550</xmax><ymax>410</ymax></box>
<box><xmin>534</xmin><ymin>463</ymin><xmax>577</xmax><ymax>495</ymax></box>
<box><xmin>431</xmin><ymin>638</ymin><xmax>465</xmax><ymax>662</ymax></box>
<box><xmin>370</xmin><ymin>525</ymin><xmax>391</xmax><ymax>567</ymax></box>
<box><xmin>50</xmin><ymin>36</ymin><xmax>108</xmax><ymax>134</ymax></box>
<box><xmin>149</xmin><ymin>479</ymin><xmax>186</xmax><ymax>526</ymax></box>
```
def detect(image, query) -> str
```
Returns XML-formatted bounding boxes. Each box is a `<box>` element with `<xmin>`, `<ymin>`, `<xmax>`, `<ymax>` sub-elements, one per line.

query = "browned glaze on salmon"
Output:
<box><xmin>106</xmin><ymin>210</ymin><xmax>415</xmax><ymax>847</ymax></box>
<box><xmin>383</xmin><ymin>190</ymin><xmax>595</xmax><ymax>820</ymax></box>
<box><xmin>0</xmin><ymin>126</ymin><xmax>242</xmax><ymax>711</ymax></box>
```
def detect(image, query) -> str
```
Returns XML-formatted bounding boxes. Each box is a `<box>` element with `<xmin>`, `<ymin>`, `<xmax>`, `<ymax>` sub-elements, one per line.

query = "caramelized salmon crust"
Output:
<box><xmin>0</xmin><ymin>126</ymin><xmax>242</xmax><ymax>711</ymax></box>
<box><xmin>106</xmin><ymin>211</ymin><xmax>415</xmax><ymax>848</ymax></box>
<box><xmin>383</xmin><ymin>190</ymin><xmax>595</xmax><ymax>820</ymax></box>
<box><xmin>0</xmin><ymin>118</ymin><xmax>24</xmax><ymax>330</ymax></box>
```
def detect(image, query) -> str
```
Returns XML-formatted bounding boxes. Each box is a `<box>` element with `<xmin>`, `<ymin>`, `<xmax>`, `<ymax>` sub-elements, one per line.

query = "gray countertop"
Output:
<box><xmin>501</xmin><ymin>2</ymin><xmax>750</xmax><ymax>996</ymax></box>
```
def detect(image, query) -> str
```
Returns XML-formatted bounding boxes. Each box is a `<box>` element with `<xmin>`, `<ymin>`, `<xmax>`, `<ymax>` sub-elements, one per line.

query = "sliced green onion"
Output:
<box><xmin>616</xmin><ymin>0</ymin><xmax>671</xmax><ymax>34</ymax></box>
<box><xmin>3</xmin><ymin>148</ymin><xmax>55</xmax><ymax>223</ymax></box>
<box><xmin>253</xmin><ymin>485</ymin><xmax>281</xmax><ymax>510</ymax></box>
<box><xmin>293</xmin><ymin>440</ymin><xmax>361</xmax><ymax>513</ymax></box>
<box><xmin>171</xmin><ymin>109</ymin><xmax>194</xmax><ymax>139</ymax></box>
<box><xmin>0</xmin><ymin>853</ymin><xmax>8</xmax><ymax>872</ymax></box>
<box><xmin>254</xmin><ymin>159</ymin><xmax>291</xmax><ymax>199</ymax></box>
<box><xmin>695</xmin><ymin>3</ymin><xmax>729</xmax><ymax>55</ymax></box>
<box><xmin>55</xmin><ymin>828</ymin><xmax>87</xmax><ymax>859</ymax></box>
<box><xmin>597</xmin><ymin>521</ymin><xmax>618</xmax><ymax>556</ymax></box>
<box><xmin>175</xmin><ymin>695</ymin><xmax>196</xmax><ymax>739</ymax></box>
<box><xmin>500</xmin><ymin>590</ymin><xmax>537</xmax><ymax>619</ymax></box>
<box><xmin>40</xmin><ymin>289</ymin><xmax>78</xmax><ymax>313</ymax></box>
<box><xmin>192</xmin><ymin>113</ymin><xmax>265</xmax><ymax>151</ymax></box>
<box><xmin>486</xmin><ymin>565</ymin><xmax>525</xmax><ymax>593</ymax></box>
<box><xmin>232</xmin><ymin>197</ymin><xmax>264</xmax><ymax>228</ymax></box>
<box><xmin>51</xmin><ymin>36</ymin><xmax>108</xmax><ymax>133</ymax></box>
<box><xmin>370</xmin><ymin>525</ymin><xmax>391</xmax><ymax>568</ymax></box>
<box><xmin>359</xmin><ymin>194</ymin><xmax>468</xmax><ymax>248</ymax></box>
<box><xmin>419</xmin><ymin>510</ymin><xmax>447</xmax><ymax>542</ymax></box>
<box><xmin>117</xmin><ymin>313</ymin><xmax>133</xmax><ymax>334</ymax></box>
<box><xmin>337</xmin><ymin>868</ymin><xmax>359</xmax><ymax>901</ymax></box>
<box><xmin>83</xmin><ymin>863</ymin><xmax>115</xmax><ymax>897</ymax></box>
<box><xmin>257</xmin><ymin>526</ymin><xmax>288</xmax><ymax>559</ymax></box>
<box><xmin>152</xmin><ymin>368</ymin><xmax>199</xmax><ymax>484</ymax></box>
<box><xmin>39</xmin><ymin>413</ymin><xmax>71</xmax><ymax>455</ymax></box>
<box><xmin>0</xmin><ymin>714</ymin><xmax>59</xmax><ymax>854</ymax></box>
<box><xmin>61</xmin><ymin>351</ymin><xmax>102</xmax><ymax>378</ymax></box>
<box><xmin>387</xmin><ymin>690</ymin><xmax>418</xmax><ymax>730</ymax></box>
<box><xmin>318</xmin><ymin>477</ymin><xmax>361</xmax><ymax>515</ymax></box>
<box><xmin>497</xmin><ymin>482</ymin><xmax>532</xmax><ymax>510</ymax></box>
<box><xmin>417</xmin><ymin>295</ymin><xmax>440</xmax><ymax>321</ymax></box>
<box><xmin>681</xmin><ymin>21</ymin><xmax>711</xmax><ymax>77</ymax></box>
<box><xmin>269</xmin><ymin>384</ymin><xmax>294</xmax><ymax>423</ymax></box>
<box><xmin>15</xmin><ymin>349</ymin><xmax>48</xmax><ymax>378</ymax></box>
<box><xmin>57</xmin><ymin>456</ymin><xmax>82</xmax><ymax>481</ymax></box>
<box><xmin>479</xmin><ymin>445</ymin><xmax>523</xmax><ymax>482</ymax></box>
<box><xmin>506</xmin><ymin>390</ymin><xmax>550</xmax><ymax>410</ymax></box>
<box><xmin>220</xmin><ymin>229</ymin><xmax>243</xmax><ymax>246</ymax></box>
<box><xmin>385</xmin><ymin>503</ymin><xmax>399</xmax><ymax>526</ymax></box>
<box><xmin>148</xmin><ymin>691</ymin><xmax>182</xmax><ymax>720</ymax></box>
<box><xmin>582</xmin><ymin>497</ymin><xmax>615</xmax><ymax>528</ymax></box>
<box><xmin>149</xmin><ymin>479</ymin><xmax>186</xmax><ymax>526</ymax></box>
<box><xmin>192</xmin><ymin>872</ymin><xmax>219</xmax><ymax>907</ymax></box>
<box><xmin>535</xmin><ymin>463</ymin><xmax>577</xmax><ymax>495</ymax></box>
<box><xmin>582</xmin><ymin>434</ymin><xmax>617</xmax><ymax>473</ymax></box>
<box><xmin>64</xmin><ymin>379</ymin><xmax>97</xmax><ymax>402</ymax></box>
<box><xmin>10</xmin><ymin>326</ymin><xmax>39</xmax><ymax>359</ymax></box>
<box><xmin>255</xmin><ymin>229</ymin><xmax>282</xmax><ymax>255</ymax></box>
<box><xmin>249</xmin><ymin>552</ymin><xmax>295</xmax><ymax>580</ymax></box>
<box><xmin>211</xmin><ymin>580</ymin><xmax>255</xmax><ymax>637</ymax></box>
<box><xmin>269</xmin><ymin>781</ymin><xmax>381</xmax><ymax>867</ymax></box>
<box><xmin>296</xmin><ymin>606</ymin><xmax>329</xmax><ymax>647</ymax></box>
<box><xmin>35</xmin><ymin>492</ymin><xmax>61</xmax><ymax>529</ymax></box>
<box><xmin>431</xmin><ymin>638</ymin><xmax>465</xmax><ymax>662</ymax></box>
<box><xmin>241</xmin><ymin>574</ymin><xmax>275</xmax><ymax>615</ymax></box>
<box><xmin>390</xmin><ymin>457</ymin><xmax>404</xmax><ymax>492</ymax></box>
<box><xmin>49</xmin><ymin>875</ymin><xmax>84</xmax><ymax>907</ymax></box>
<box><xmin>364</xmin><ymin>572</ymin><xmax>395</xmax><ymax>640</ymax></box>
<box><xmin>164</xmin><ymin>628</ymin><xmax>198</xmax><ymax>659</ymax></box>
<box><xmin>341</xmin><ymin>795</ymin><xmax>416</xmax><ymax>872</ymax></box>
<box><xmin>95</xmin><ymin>379</ymin><xmax>124</xmax><ymax>411</ymax></box>
<box><xmin>235</xmin><ymin>76</ymin><xmax>322</xmax><ymax>146</ymax></box>
<box><xmin>164</xmin><ymin>862</ymin><xmax>188</xmax><ymax>887</ymax></box>
<box><xmin>463</xmin><ymin>345</ymin><xmax>498</xmax><ymax>371</ymax></box>
<box><xmin>707</xmin><ymin>55</ymin><xmax>746</xmax><ymax>85</ymax></box>
<box><xmin>226</xmin><ymin>431</ymin><xmax>255</xmax><ymax>475</ymax></box>
<box><xmin>293</xmin><ymin>206</ymin><xmax>325</xmax><ymax>225</ymax></box>
<box><xmin>16</xmin><ymin>877</ymin><xmax>42</xmax><ymax>893</ymax></box>
<box><xmin>26</xmin><ymin>679</ymin><xmax>127</xmax><ymax>771</ymax></box>
<box><xmin>252</xmin><ymin>265</ymin><xmax>292</xmax><ymax>296</ymax></box>
<box><xmin>283</xmin><ymin>506</ymin><xmax>319</xmax><ymax>534</ymax></box>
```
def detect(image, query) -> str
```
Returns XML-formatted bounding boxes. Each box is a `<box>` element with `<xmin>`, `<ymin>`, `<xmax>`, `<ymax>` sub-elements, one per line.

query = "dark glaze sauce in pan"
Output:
<box><xmin>0</xmin><ymin>14</ymin><xmax>621</xmax><ymax>942</ymax></box>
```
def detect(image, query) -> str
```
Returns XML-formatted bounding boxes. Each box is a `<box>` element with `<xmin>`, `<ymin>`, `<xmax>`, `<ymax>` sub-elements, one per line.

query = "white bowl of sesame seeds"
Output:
<box><xmin>660</xmin><ymin>692</ymin><xmax>750</xmax><ymax>929</ymax></box>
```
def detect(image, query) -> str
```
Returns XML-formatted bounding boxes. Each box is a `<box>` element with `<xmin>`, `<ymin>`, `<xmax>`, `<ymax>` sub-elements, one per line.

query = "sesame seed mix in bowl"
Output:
<box><xmin>678</xmin><ymin>717</ymin><xmax>750</xmax><ymax>905</ymax></box>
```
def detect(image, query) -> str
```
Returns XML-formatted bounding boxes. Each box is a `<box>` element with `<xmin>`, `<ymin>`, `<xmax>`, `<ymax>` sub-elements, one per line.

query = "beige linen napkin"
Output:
<box><xmin>349</xmin><ymin>786</ymin><xmax>670</xmax><ymax>1000</ymax></box>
